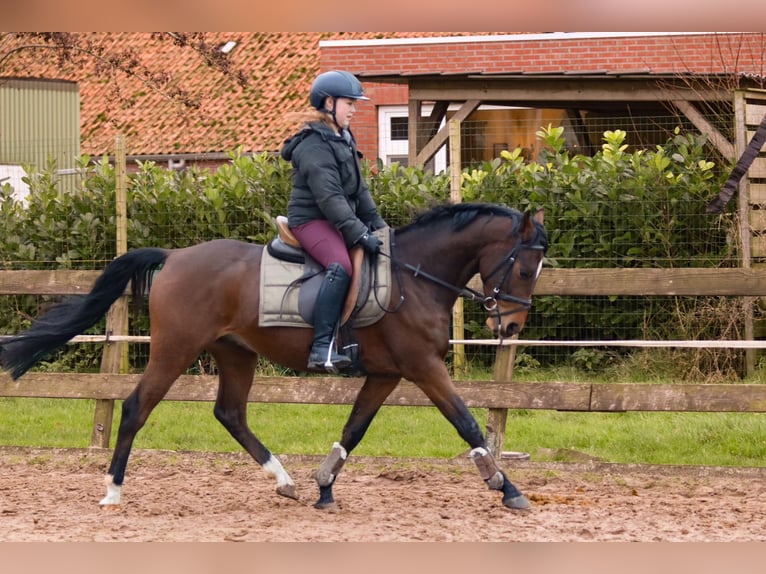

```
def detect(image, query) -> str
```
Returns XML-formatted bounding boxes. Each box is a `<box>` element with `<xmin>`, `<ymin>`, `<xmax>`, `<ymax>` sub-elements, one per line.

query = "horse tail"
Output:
<box><xmin>0</xmin><ymin>248</ymin><xmax>168</xmax><ymax>380</ymax></box>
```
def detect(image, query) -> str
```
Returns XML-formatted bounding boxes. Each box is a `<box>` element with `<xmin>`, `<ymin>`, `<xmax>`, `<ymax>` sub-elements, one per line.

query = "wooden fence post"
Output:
<box><xmin>449</xmin><ymin>119</ymin><xmax>466</xmax><ymax>375</ymax></box>
<box><xmin>90</xmin><ymin>134</ymin><xmax>128</xmax><ymax>448</ymax></box>
<box><xmin>486</xmin><ymin>336</ymin><xmax>518</xmax><ymax>455</ymax></box>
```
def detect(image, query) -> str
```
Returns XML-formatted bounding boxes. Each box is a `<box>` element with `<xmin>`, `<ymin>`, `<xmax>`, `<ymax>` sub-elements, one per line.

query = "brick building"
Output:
<box><xmin>2</xmin><ymin>32</ymin><xmax>765</xmax><ymax>172</ymax></box>
<box><xmin>320</xmin><ymin>32</ymin><xmax>766</xmax><ymax>169</ymax></box>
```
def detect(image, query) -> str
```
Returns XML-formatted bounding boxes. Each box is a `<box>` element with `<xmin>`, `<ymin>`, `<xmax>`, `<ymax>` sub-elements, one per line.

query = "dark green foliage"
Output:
<box><xmin>0</xmin><ymin>128</ymin><xmax>735</xmax><ymax>375</ymax></box>
<box><xmin>453</xmin><ymin>126</ymin><xmax>734</xmax><ymax>370</ymax></box>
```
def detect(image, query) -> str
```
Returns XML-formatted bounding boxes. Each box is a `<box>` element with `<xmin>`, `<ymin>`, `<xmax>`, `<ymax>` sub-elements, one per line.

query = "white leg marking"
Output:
<box><xmin>262</xmin><ymin>455</ymin><xmax>294</xmax><ymax>489</ymax></box>
<box><xmin>99</xmin><ymin>474</ymin><xmax>121</xmax><ymax>506</ymax></box>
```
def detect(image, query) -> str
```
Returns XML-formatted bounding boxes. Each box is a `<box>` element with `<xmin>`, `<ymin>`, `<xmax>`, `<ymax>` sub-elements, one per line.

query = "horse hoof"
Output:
<box><xmin>503</xmin><ymin>494</ymin><xmax>531</xmax><ymax>511</ymax></box>
<box><xmin>99</xmin><ymin>504</ymin><xmax>122</xmax><ymax>512</ymax></box>
<box><xmin>277</xmin><ymin>484</ymin><xmax>298</xmax><ymax>500</ymax></box>
<box><xmin>313</xmin><ymin>500</ymin><xmax>340</xmax><ymax>512</ymax></box>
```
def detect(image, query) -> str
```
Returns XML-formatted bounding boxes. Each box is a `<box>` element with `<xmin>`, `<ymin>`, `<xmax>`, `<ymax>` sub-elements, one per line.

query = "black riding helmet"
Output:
<box><xmin>310</xmin><ymin>71</ymin><xmax>370</xmax><ymax>123</ymax></box>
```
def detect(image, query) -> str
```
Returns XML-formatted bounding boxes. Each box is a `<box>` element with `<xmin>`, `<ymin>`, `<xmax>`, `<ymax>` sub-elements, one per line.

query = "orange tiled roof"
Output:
<box><xmin>1</xmin><ymin>32</ymin><xmax>501</xmax><ymax>157</ymax></box>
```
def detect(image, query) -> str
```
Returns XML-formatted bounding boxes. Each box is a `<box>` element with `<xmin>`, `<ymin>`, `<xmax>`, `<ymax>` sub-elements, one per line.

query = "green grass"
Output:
<box><xmin>0</xmin><ymin>396</ymin><xmax>764</xmax><ymax>467</ymax></box>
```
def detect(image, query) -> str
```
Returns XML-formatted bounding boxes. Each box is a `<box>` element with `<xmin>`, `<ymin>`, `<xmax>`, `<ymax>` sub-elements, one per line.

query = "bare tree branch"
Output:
<box><xmin>0</xmin><ymin>32</ymin><xmax>249</xmax><ymax>111</ymax></box>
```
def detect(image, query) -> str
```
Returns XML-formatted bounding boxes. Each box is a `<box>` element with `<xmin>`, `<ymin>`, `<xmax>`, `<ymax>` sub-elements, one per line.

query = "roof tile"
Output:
<box><xmin>2</xmin><ymin>32</ymin><xmax>498</xmax><ymax>156</ymax></box>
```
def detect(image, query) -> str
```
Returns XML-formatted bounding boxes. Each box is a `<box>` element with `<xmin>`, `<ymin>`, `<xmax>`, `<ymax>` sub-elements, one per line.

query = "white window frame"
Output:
<box><xmin>378</xmin><ymin>105</ymin><xmax>447</xmax><ymax>173</ymax></box>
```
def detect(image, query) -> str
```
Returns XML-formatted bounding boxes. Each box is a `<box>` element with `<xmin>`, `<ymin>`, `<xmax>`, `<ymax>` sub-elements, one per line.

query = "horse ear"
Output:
<box><xmin>519</xmin><ymin>209</ymin><xmax>544</xmax><ymax>241</ymax></box>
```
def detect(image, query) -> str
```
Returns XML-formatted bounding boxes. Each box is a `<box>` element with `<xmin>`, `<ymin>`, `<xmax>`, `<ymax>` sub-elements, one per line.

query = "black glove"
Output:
<box><xmin>356</xmin><ymin>231</ymin><xmax>382</xmax><ymax>254</ymax></box>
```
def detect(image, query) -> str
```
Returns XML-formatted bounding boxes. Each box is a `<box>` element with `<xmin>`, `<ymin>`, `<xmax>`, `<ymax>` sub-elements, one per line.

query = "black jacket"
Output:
<box><xmin>281</xmin><ymin>121</ymin><xmax>385</xmax><ymax>247</ymax></box>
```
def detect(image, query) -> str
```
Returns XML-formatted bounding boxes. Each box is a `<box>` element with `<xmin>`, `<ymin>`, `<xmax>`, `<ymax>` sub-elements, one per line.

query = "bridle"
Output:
<box><xmin>479</xmin><ymin>241</ymin><xmax>546</xmax><ymax>316</ymax></box>
<box><xmin>376</xmin><ymin>225</ymin><xmax>547</xmax><ymax>319</ymax></box>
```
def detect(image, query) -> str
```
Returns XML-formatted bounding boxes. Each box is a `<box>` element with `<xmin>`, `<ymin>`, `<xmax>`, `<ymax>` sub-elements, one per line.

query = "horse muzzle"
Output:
<box><xmin>485</xmin><ymin>314</ymin><xmax>526</xmax><ymax>338</ymax></box>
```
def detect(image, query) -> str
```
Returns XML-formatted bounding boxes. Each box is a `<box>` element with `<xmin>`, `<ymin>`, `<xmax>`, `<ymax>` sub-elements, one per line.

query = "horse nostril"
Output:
<box><xmin>505</xmin><ymin>322</ymin><xmax>520</xmax><ymax>336</ymax></box>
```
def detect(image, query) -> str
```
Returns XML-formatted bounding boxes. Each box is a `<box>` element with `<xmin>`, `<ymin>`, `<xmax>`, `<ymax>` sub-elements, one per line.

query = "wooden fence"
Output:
<box><xmin>3</xmin><ymin>266</ymin><xmax>766</xmax><ymax>455</ymax></box>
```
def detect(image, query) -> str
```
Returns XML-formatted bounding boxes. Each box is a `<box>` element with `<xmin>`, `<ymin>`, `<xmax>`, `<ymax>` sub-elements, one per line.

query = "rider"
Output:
<box><xmin>281</xmin><ymin>70</ymin><xmax>387</xmax><ymax>372</ymax></box>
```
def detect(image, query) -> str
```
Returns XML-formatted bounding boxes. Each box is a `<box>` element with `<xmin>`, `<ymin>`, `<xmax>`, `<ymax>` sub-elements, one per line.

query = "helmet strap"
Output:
<box><xmin>326</xmin><ymin>96</ymin><xmax>340</xmax><ymax>129</ymax></box>
<box><xmin>320</xmin><ymin>96</ymin><xmax>347</xmax><ymax>132</ymax></box>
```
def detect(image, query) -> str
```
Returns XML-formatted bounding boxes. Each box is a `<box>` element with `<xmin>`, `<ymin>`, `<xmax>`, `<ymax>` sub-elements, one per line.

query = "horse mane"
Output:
<box><xmin>399</xmin><ymin>202</ymin><xmax>523</xmax><ymax>234</ymax></box>
<box><xmin>397</xmin><ymin>202</ymin><xmax>548</xmax><ymax>252</ymax></box>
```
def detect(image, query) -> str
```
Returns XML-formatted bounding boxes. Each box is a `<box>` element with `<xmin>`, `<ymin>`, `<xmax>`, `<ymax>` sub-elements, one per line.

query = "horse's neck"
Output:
<box><xmin>395</xmin><ymin>227</ymin><xmax>479</xmax><ymax>288</ymax></box>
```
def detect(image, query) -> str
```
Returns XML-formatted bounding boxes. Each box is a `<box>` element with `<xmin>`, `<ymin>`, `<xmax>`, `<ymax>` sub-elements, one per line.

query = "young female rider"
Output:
<box><xmin>281</xmin><ymin>70</ymin><xmax>387</xmax><ymax>373</ymax></box>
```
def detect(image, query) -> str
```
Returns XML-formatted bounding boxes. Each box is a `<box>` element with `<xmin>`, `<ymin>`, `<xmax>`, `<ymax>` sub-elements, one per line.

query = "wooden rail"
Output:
<box><xmin>4</xmin><ymin>266</ymin><xmax>766</xmax><ymax>454</ymax></box>
<box><xmin>2</xmin><ymin>373</ymin><xmax>766</xmax><ymax>413</ymax></box>
<box><xmin>5</xmin><ymin>266</ymin><xmax>766</xmax><ymax>297</ymax></box>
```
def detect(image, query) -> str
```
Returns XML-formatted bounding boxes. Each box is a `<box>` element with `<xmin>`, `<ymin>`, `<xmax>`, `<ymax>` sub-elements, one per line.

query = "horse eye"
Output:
<box><xmin>520</xmin><ymin>259</ymin><xmax>543</xmax><ymax>281</ymax></box>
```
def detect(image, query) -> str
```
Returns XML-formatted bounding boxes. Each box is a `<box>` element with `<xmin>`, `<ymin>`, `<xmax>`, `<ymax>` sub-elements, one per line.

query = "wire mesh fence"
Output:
<box><xmin>2</xmin><ymin>111</ymin><xmax>758</xmax><ymax>381</ymax></box>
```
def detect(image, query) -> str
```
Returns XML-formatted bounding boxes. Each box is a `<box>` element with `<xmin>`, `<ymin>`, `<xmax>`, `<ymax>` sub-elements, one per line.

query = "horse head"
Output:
<box><xmin>479</xmin><ymin>209</ymin><xmax>547</xmax><ymax>338</ymax></box>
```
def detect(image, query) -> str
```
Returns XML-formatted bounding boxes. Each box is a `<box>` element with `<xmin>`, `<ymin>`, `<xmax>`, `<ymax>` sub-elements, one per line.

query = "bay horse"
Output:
<box><xmin>0</xmin><ymin>202</ymin><xmax>547</xmax><ymax>511</ymax></box>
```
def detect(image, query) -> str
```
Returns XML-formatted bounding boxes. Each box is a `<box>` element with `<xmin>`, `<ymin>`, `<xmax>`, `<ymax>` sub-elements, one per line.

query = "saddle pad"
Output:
<box><xmin>259</xmin><ymin>227</ymin><xmax>392</xmax><ymax>328</ymax></box>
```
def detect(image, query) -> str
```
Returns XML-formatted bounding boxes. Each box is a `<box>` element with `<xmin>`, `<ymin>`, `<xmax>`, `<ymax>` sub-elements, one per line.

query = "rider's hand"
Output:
<box><xmin>356</xmin><ymin>231</ymin><xmax>382</xmax><ymax>254</ymax></box>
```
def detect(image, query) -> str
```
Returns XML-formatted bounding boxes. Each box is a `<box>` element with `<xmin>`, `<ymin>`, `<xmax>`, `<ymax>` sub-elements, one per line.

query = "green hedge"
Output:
<box><xmin>0</xmin><ymin>129</ymin><xmax>735</xmax><ymax>373</ymax></box>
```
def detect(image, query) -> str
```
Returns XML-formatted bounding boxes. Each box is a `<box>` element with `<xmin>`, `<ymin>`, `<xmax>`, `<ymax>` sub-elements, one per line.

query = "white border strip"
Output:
<box><xmin>3</xmin><ymin>335</ymin><xmax>764</xmax><ymax>349</ymax></box>
<box><xmin>320</xmin><ymin>32</ymin><xmax>725</xmax><ymax>49</ymax></box>
<box><xmin>452</xmin><ymin>339</ymin><xmax>766</xmax><ymax>348</ymax></box>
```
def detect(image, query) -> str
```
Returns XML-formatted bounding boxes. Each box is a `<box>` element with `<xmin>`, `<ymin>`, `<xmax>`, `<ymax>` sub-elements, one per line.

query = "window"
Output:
<box><xmin>378</xmin><ymin>105</ymin><xmax>447</xmax><ymax>173</ymax></box>
<box><xmin>390</xmin><ymin>117</ymin><xmax>409</xmax><ymax>140</ymax></box>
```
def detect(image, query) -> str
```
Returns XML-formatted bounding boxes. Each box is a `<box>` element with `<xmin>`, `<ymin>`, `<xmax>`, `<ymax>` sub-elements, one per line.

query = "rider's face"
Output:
<box><xmin>328</xmin><ymin>97</ymin><xmax>358</xmax><ymax>130</ymax></box>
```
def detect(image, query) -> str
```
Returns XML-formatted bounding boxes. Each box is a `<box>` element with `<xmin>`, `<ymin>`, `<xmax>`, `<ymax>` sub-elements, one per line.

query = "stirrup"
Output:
<box><xmin>308</xmin><ymin>348</ymin><xmax>351</xmax><ymax>373</ymax></box>
<box><xmin>308</xmin><ymin>337</ymin><xmax>352</xmax><ymax>372</ymax></box>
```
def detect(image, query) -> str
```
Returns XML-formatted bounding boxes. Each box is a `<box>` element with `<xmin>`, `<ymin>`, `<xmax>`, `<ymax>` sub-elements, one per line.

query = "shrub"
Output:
<box><xmin>0</xmin><ymin>128</ymin><xmax>735</xmax><ymax>377</ymax></box>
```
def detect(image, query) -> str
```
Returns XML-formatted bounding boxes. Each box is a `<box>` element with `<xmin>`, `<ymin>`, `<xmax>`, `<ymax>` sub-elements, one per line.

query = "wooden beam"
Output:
<box><xmin>414</xmin><ymin>101</ymin><xmax>450</xmax><ymax>171</ymax></box>
<box><xmin>0</xmin><ymin>270</ymin><xmax>102</xmax><ymax>295</ymax></box>
<box><xmin>6</xmin><ymin>267</ymin><xmax>766</xmax><ymax>299</ymax></box>
<box><xmin>671</xmin><ymin>100</ymin><xmax>735</xmax><ymax>160</ymax></box>
<box><xmin>471</xmin><ymin>267</ymin><xmax>766</xmax><ymax>297</ymax></box>
<box><xmin>407</xmin><ymin>99</ymin><xmax>421</xmax><ymax>167</ymax></box>
<box><xmin>414</xmin><ymin>99</ymin><xmax>480</xmax><ymax>167</ymax></box>
<box><xmin>410</xmin><ymin>78</ymin><xmax>731</xmax><ymax>104</ymax></box>
<box><xmin>0</xmin><ymin>373</ymin><xmax>590</xmax><ymax>409</ymax></box>
<box><xmin>422</xmin><ymin>101</ymin><xmax>449</xmax><ymax>146</ymax></box>
<box><xmin>589</xmin><ymin>383</ymin><xmax>766</xmax><ymax>412</ymax></box>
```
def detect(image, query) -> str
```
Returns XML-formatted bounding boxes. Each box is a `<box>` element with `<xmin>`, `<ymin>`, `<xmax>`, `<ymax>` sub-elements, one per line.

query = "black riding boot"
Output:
<box><xmin>307</xmin><ymin>262</ymin><xmax>352</xmax><ymax>373</ymax></box>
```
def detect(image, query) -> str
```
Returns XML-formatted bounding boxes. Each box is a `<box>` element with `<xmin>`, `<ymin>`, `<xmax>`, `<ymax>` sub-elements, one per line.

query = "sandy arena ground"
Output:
<box><xmin>1</xmin><ymin>446</ymin><xmax>764</xmax><ymax>542</ymax></box>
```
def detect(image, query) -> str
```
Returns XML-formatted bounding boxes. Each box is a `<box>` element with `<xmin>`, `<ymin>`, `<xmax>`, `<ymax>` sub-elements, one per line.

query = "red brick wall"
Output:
<box><xmin>323</xmin><ymin>33</ymin><xmax>766</xmax><ymax>76</ymax></box>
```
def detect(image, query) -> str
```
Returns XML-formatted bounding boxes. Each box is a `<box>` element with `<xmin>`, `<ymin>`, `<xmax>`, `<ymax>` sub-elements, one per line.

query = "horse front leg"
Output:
<box><xmin>314</xmin><ymin>374</ymin><xmax>401</xmax><ymax>510</ymax></box>
<box><xmin>414</xmin><ymin>366</ymin><xmax>530</xmax><ymax>511</ymax></box>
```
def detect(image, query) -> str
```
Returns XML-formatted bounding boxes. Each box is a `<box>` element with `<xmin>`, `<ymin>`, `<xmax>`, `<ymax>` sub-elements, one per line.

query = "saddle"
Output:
<box><xmin>259</xmin><ymin>216</ymin><xmax>392</xmax><ymax>329</ymax></box>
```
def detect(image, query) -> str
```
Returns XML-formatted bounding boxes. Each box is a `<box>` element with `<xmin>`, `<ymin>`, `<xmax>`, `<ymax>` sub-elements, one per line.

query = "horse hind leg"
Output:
<box><xmin>208</xmin><ymin>337</ymin><xmax>297</xmax><ymax>500</ymax></box>
<box><xmin>101</xmin><ymin>366</ymin><xmax>188</xmax><ymax>508</ymax></box>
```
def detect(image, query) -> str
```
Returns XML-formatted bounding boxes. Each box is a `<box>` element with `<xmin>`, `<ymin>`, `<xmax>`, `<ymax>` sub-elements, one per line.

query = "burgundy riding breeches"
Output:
<box><xmin>290</xmin><ymin>219</ymin><xmax>353</xmax><ymax>275</ymax></box>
